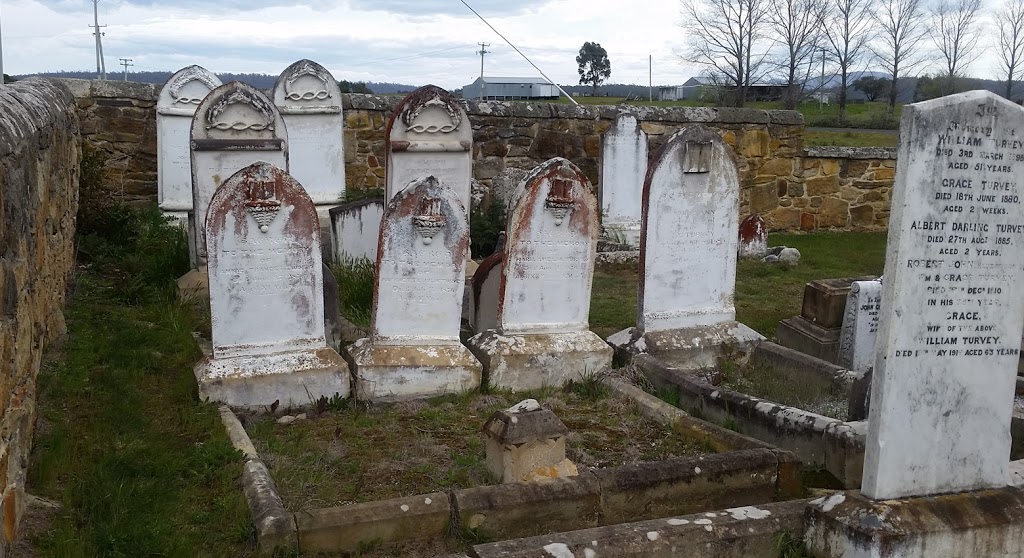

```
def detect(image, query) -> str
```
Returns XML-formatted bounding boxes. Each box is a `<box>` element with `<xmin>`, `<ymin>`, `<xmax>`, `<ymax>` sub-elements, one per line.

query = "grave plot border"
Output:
<box><xmin>634</xmin><ymin>347</ymin><xmax>867</xmax><ymax>489</ymax></box>
<box><xmin>216</xmin><ymin>378</ymin><xmax>803</xmax><ymax>554</ymax></box>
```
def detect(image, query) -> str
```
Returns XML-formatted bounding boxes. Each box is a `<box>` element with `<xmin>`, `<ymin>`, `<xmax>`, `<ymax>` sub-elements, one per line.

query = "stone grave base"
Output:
<box><xmin>195</xmin><ymin>347</ymin><xmax>351</xmax><ymax>409</ymax></box>
<box><xmin>602</xmin><ymin>220</ymin><xmax>641</xmax><ymax>247</ymax></box>
<box><xmin>607</xmin><ymin>321</ymin><xmax>764</xmax><ymax>369</ymax></box>
<box><xmin>345</xmin><ymin>338</ymin><xmax>482</xmax><ymax>401</ymax></box>
<box><xmin>776</xmin><ymin>315</ymin><xmax>841</xmax><ymax>364</ymax></box>
<box><xmin>805</xmin><ymin>487</ymin><xmax>1024</xmax><ymax>558</ymax></box>
<box><xmin>177</xmin><ymin>266</ymin><xmax>209</xmax><ymax>301</ymax></box>
<box><xmin>466</xmin><ymin>330</ymin><xmax>613</xmax><ymax>391</ymax></box>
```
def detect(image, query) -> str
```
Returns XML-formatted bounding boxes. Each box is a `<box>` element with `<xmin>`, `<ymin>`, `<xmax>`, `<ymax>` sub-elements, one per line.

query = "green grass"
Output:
<box><xmin>805</xmin><ymin>130</ymin><xmax>898</xmax><ymax>148</ymax></box>
<box><xmin>29</xmin><ymin>205</ymin><xmax>255</xmax><ymax>557</ymax></box>
<box><xmin>714</xmin><ymin>361</ymin><xmax>849</xmax><ymax>420</ymax></box>
<box><xmin>332</xmin><ymin>258</ymin><xmax>375</xmax><ymax>329</ymax></box>
<box><xmin>585</xmin><ymin>232</ymin><xmax>887</xmax><ymax>340</ymax></box>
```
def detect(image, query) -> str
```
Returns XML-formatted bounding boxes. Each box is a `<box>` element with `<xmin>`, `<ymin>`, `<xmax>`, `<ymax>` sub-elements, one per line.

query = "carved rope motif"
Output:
<box><xmin>205</xmin><ymin>87</ymin><xmax>276</xmax><ymax>132</ymax></box>
<box><xmin>283</xmin><ymin>60</ymin><xmax>333</xmax><ymax>101</ymax></box>
<box><xmin>167</xmin><ymin>66</ymin><xmax>220</xmax><ymax>105</ymax></box>
<box><xmin>402</xmin><ymin>94</ymin><xmax>461</xmax><ymax>133</ymax></box>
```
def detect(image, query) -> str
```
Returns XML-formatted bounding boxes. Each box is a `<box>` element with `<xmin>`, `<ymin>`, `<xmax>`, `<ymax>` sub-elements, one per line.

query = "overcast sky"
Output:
<box><xmin>0</xmin><ymin>0</ymin><xmax>1006</xmax><ymax>89</ymax></box>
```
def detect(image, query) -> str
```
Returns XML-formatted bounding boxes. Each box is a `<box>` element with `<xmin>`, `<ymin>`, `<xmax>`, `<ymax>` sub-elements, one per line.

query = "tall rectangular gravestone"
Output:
<box><xmin>608</xmin><ymin>126</ymin><xmax>763</xmax><ymax>367</ymax></box>
<box><xmin>195</xmin><ymin>162</ymin><xmax>350</xmax><ymax>407</ymax></box>
<box><xmin>272</xmin><ymin>59</ymin><xmax>345</xmax><ymax>222</ymax></box>
<box><xmin>385</xmin><ymin>85</ymin><xmax>473</xmax><ymax>211</ymax></box>
<box><xmin>807</xmin><ymin>91</ymin><xmax>1024</xmax><ymax>558</ymax></box>
<box><xmin>599</xmin><ymin>111</ymin><xmax>647</xmax><ymax>246</ymax></box>
<box><xmin>346</xmin><ymin>176</ymin><xmax>481</xmax><ymax>400</ymax></box>
<box><xmin>190</xmin><ymin>81</ymin><xmax>288</xmax><ymax>266</ymax></box>
<box><xmin>157</xmin><ymin>65</ymin><xmax>222</xmax><ymax>225</ymax></box>
<box><xmin>467</xmin><ymin>158</ymin><xmax>612</xmax><ymax>391</ymax></box>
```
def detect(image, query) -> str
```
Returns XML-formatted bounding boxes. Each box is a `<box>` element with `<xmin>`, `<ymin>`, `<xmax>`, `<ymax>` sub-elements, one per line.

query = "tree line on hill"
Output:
<box><xmin>12</xmin><ymin>70</ymin><xmax>424</xmax><ymax>95</ymax></box>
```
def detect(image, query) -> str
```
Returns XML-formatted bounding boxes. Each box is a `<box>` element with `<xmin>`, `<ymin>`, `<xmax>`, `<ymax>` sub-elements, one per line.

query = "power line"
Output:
<box><xmin>458</xmin><ymin>0</ymin><xmax>579</xmax><ymax>105</ymax></box>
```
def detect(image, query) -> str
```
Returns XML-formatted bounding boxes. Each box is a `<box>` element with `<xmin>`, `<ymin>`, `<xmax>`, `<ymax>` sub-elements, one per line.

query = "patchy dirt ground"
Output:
<box><xmin>243</xmin><ymin>384</ymin><xmax>716</xmax><ymax>512</ymax></box>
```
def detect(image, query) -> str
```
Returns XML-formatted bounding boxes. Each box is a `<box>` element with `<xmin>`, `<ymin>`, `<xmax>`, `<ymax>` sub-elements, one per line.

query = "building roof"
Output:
<box><xmin>478</xmin><ymin>76</ymin><xmax>554</xmax><ymax>85</ymax></box>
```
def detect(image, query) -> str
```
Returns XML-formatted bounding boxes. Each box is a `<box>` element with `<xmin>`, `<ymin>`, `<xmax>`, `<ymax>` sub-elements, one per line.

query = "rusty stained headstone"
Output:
<box><xmin>385</xmin><ymin>85</ymin><xmax>473</xmax><ymax>211</ymax></box>
<box><xmin>189</xmin><ymin>81</ymin><xmax>288</xmax><ymax>267</ymax></box>
<box><xmin>467</xmin><ymin>158</ymin><xmax>612</xmax><ymax>391</ymax></box>
<box><xmin>157</xmin><ymin>65</ymin><xmax>222</xmax><ymax>225</ymax></box>
<box><xmin>346</xmin><ymin>176</ymin><xmax>481</xmax><ymax>400</ymax></box>
<box><xmin>737</xmin><ymin>213</ymin><xmax>768</xmax><ymax>259</ymax></box>
<box><xmin>194</xmin><ymin>162</ymin><xmax>350</xmax><ymax>408</ymax></box>
<box><xmin>607</xmin><ymin>126</ymin><xmax>764</xmax><ymax>368</ymax></box>
<box><xmin>272</xmin><ymin>59</ymin><xmax>345</xmax><ymax>221</ymax></box>
<box><xmin>599</xmin><ymin>111</ymin><xmax>648</xmax><ymax>247</ymax></box>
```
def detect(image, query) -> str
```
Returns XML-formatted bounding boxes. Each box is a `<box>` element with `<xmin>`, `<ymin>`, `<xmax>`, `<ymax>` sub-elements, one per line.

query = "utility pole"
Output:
<box><xmin>476</xmin><ymin>42</ymin><xmax>490</xmax><ymax>100</ymax></box>
<box><xmin>649</xmin><ymin>55</ymin><xmax>653</xmax><ymax>102</ymax></box>
<box><xmin>0</xmin><ymin>2</ymin><xmax>5</xmax><ymax>84</ymax></box>
<box><xmin>119</xmin><ymin>58</ymin><xmax>132</xmax><ymax>81</ymax></box>
<box><xmin>91</xmin><ymin>0</ymin><xmax>106</xmax><ymax>80</ymax></box>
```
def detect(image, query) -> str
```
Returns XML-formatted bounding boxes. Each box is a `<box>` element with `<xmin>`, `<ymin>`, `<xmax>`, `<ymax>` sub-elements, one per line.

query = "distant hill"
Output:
<box><xmin>15</xmin><ymin>70</ymin><xmax>421</xmax><ymax>95</ymax></box>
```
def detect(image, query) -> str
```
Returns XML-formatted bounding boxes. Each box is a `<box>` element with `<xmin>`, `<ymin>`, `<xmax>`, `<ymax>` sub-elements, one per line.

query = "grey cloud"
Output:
<box><xmin>38</xmin><ymin>0</ymin><xmax>545</xmax><ymax>15</ymax></box>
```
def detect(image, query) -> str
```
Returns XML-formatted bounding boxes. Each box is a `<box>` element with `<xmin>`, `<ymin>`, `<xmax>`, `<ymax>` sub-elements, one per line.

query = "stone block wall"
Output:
<box><xmin>0</xmin><ymin>79</ymin><xmax>80</xmax><ymax>549</ymax></box>
<box><xmin>52</xmin><ymin>78</ymin><xmax>897</xmax><ymax>232</ymax></box>
<box><xmin>756</xmin><ymin>147</ymin><xmax>897</xmax><ymax>232</ymax></box>
<box><xmin>59</xmin><ymin>79</ymin><xmax>158</xmax><ymax>205</ymax></box>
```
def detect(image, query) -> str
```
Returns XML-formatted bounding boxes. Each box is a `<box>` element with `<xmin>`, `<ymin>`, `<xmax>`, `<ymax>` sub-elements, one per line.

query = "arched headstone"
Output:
<box><xmin>599</xmin><ymin>111</ymin><xmax>647</xmax><ymax>246</ymax></box>
<box><xmin>467</xmin><ymin>158</ymin><xmax>611</xmax><ymax>391</ymax></box>
<box><xmin>195</xmin><ymin>162</ymin><xmax>350</xmax><ymax>407</ymax></box>
<box><xmin>273</xmin><ymin>59</ymin><xmax>345</xmax><ymax>218</ymax></box>
<box><xmin>385</xmin><ymin>85</ymin><xmax>473</xmax><ymax>211</ymax></box>
<box><xmin>190</xmin><ymin>81</ymin><xmax>288</xmax><ymax>265</ymax></box>
<box><xmin>347</xmin><ymin>176</ymin><xmax>481</xmax><ymax>400</ymax></box>
<box><xmin>157</xmin><ymin>65</ymin><xmax>222</xmax><ymax>224</ymax></box>
<box><xmin>608</xmin><ymin>125</ymin><xmax>763</xmax><ymax>367</ymax></box>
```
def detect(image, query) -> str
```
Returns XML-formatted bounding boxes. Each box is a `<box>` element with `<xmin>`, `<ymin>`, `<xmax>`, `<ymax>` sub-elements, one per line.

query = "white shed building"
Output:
<box><xmin>462</xmin><ymin>77</ymin><xmax>560</xmax><ymax>100</ymax></box>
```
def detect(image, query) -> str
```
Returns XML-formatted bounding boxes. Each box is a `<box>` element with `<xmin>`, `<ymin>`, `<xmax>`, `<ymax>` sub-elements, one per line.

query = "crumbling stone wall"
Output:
<box><xmin>0</xmin><ymin>78</ymin><xmax>80</xmax><ymax>549</ymax></box>
<box><xmin>52</xmin><ymin>78</ymin><xmax>896</xmax><ymax>232</ymax></box>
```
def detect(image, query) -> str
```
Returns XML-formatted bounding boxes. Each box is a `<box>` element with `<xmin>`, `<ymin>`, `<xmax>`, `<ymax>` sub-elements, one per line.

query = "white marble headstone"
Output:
<box><xmin>638</xmin><ymin>126</ymin><xmax>739</xmax><ymax>333</ymax></box>
<box><xmin>385</xmin><ymin>85</ymin><xmax>473</xmax><ymax>211</ymax></box>
<box><xmin>191</xmin><ymin>81</ymin><xmax>288</xmax><ymax>263</ymax></box>
<box><xmin>272</xmin><ymin>59</ymin><xmax>345</xmax><ymax>213</ymax></box>
<box><xmin>329</xmin><ymin>198</ymin><xmax>385</xmax><ymax>264</ymax></box>
<box><xmin>372</xmin><ymin>176</ymin><xmax>469</xmax><ymax>344</ymax></box>
<box><xmin>599</xmin><ymin>111</ymin><xmax>647</xmax><ymax>246</ymax></box>
<box><xmin>206</xmin><ymin>162</ymin><xmax>325</xmax><ymax>356</ymax></box>
<box><xmin>863</xmin><ymin>91</ymin><xmax>1024</xmax><ymax>500</ymax></box>
<box><xmin>500</xmin><ymin>158</ymin><xmax>599</xmax><ymax>335</ymax></box>
<box><xmin>838</xmin><ymin>279</ymin><xmax>882</xmax><ymax>374</ymax></box>
<box><xmin>157</xmin><ymin>65</ymin><xmax>222</xmax><ymax>223</ymax></box>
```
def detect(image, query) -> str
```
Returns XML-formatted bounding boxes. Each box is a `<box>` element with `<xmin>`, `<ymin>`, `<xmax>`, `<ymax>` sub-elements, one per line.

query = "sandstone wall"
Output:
<box><xmin>0</xmin><ymin>79</ymin><xmax>80</xmax><ymax>548</ymax></box>
<box><xmin>53</xmin><ymin>78</ymin><xmax>896</xmax><ymax>232</ymax></box>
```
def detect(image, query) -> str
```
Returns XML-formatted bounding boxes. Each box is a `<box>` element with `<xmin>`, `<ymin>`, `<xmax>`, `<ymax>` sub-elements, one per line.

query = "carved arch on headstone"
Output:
<box><xmin>205</xmin><ymin>84</ymin><xmax>277</xmax><ymax>132</ymax></box>
<box><xmin>281</xmin><ymin>59</ymin><xmax>334</xmax><ymax>102</ymax></box>
<box><xmin>397</xmin><ymin>85</ymin><xmax>463</xmax><ymax>134</ymax></box>
<box><xmin>166</xmin><ymin>65</ymin><xmax>221</xmax><ymax>105</ymax></box>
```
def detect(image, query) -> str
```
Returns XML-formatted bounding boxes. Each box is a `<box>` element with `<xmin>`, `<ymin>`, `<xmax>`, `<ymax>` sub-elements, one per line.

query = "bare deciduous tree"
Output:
<box><xmin>680</xmin><ymin>0</ymin><xmax>771</xmax><ymax>107</ymax></box>
<box><xmin>997</xmin><ymin>0</ymin><xmax>1024</xmax><ymax>99</ymax></box>
<box><xmin>769</xmin><ymin>0</ymin><xmax>830</xmax><ymax>109</ymax></box>
<box><xmin>823</xmin><ymin>0</ymin><xmax>874</xmax><ymax>121</ymax></box>
<box><xmin>929</xmin><ymin>0</ymin><xmax>982</xmax><ymax>96</ymax></box>
<box><xmin>872</xmin><ymin>0</ymin><xmax>929</xmax><ymax>114</ymax></box>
